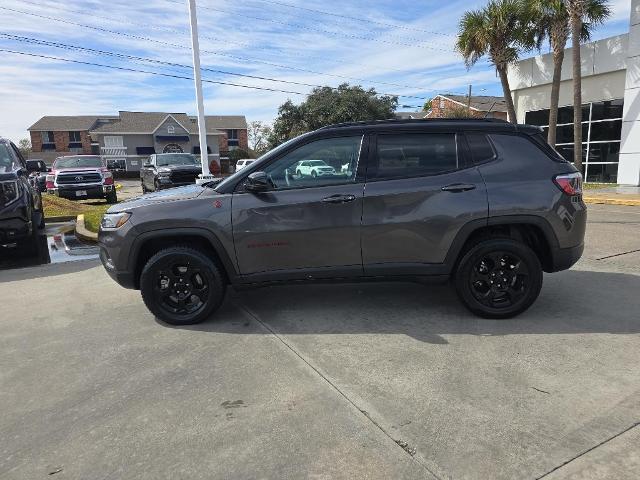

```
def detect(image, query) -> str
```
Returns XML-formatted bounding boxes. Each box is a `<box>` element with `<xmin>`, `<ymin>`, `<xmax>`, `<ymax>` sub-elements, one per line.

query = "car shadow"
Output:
<box><xmin>157</xmin><ymin>269</ymin><xmax>640</xmax><ymax>343</ymax></box>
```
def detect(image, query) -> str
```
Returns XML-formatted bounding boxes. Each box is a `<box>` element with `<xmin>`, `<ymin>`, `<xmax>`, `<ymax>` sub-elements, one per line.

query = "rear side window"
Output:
<box><xmin>375</xmin><ymin>133</ymin><xmax>458</xmax><ymax>179</ymax></box>
<box><xmin>466</xmin><ymin>133</ymin><xmax>495</xmax><ymax>163</ymax></box>
<box><xmin>488</xmin><ymin>133</ymin><xmax>559</xmax><ymax>163</ymax></box>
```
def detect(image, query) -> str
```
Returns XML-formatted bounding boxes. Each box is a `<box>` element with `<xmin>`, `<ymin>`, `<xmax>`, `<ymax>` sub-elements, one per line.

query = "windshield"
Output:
<box><xmin>309</xmin><ymin>160</ymin><xmax>328</xmax><ymax>166</ymax></box>
<box><xmin>55</xmin><ymin>156</ymin><xmax>103</xmax><ymax>169</ymax></box>
<box><xmin>157</xmin><ymin>154</ymin><xmax>199</xmax><ymax>166</ymax></box>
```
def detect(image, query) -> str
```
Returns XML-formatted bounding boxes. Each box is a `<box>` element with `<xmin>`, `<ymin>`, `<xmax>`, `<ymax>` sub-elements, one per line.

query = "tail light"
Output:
<box><xmin>46</xmin><ymin>174</ymin><xmax>55</xmax><ymax>189</ymax></box>
<box><xmin>553</xmin><ymin>172</ymin><xmax>582</xmax><ymax>196</ymax></box>
<box><xmin>103</xmin><ymin>171</ymin><xmax>114</xmax><ymax>185</ymax></box>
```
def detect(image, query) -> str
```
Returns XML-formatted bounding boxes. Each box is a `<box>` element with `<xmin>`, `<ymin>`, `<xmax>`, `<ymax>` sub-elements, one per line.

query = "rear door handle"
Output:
<box><xmin>321</xmin><ymin>194</ymin><xmax>356</xmax><ymax>204</ymax></box>
<box><xmin>441</xmin><ymin>183</ymin><xmax>476</xmax><ymax>192</ymax></box>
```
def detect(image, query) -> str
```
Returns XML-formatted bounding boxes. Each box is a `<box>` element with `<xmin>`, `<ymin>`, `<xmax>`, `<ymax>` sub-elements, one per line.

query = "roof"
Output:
<box><xmin>29</xmin><ymin>112</ymin><xmax>247</xmax><ymax>134</ymax></box>
<box><xmin>28</xmin><ymin>116</ymin><xmax>114</xmax><ymax>131</ymax></box>
<box><xmin>437</xmin><ymin>94</ymin><xmax>507</xmax><ymax>113</ymax></box>
<box><xmin>395</xmin><ymin>111</ymin><xmax>429</xmax><ymax>120</ymax></box>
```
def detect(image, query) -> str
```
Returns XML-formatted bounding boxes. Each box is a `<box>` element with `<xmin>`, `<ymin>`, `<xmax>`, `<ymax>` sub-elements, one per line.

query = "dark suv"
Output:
<box><xmin>99</xmin><ymin>119</ymin><xmax>586</xmax><ymax>325</ymax></box>
<box><xmin>0</xmin><ymin>138</ymin><xmax>45</xmax><ymax>251</ymax></box>
<box><xmin>140</xmin><ymin>153</ymin><xmax>202</xmax><ymax>193</ymax></box>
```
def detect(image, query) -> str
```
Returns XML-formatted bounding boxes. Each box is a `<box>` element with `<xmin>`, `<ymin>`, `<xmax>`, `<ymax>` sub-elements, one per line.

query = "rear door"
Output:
<box><xmin>361</xmin><ymin>130</ymin><xmax>488</xmax><ymax>274</ymax></box>
<box><xmin>232</xmin><ymin>134</ymin><xmax>366</xmax><ymax>279</ymax></box>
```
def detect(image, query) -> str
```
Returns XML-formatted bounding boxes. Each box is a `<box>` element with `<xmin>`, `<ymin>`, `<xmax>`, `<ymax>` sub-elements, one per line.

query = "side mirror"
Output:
<box><xmin>245</xmin><ymin>171</ymin><xmax>270</xmax><ymax>192</ymax></box>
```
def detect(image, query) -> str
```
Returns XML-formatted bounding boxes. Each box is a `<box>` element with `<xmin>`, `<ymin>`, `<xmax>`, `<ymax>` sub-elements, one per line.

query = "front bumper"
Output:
<box><xmin>0</xmin><ymin>217</ymin><xmax>32</xmax><ymax>243</ymax></box>
<box><xmin>49</xmin><ymin>184</ymin><xmax>114</xmax><ymax>199</ymax></box>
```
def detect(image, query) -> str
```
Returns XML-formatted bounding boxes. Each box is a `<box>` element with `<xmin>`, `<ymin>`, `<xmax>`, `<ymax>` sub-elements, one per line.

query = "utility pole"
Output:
<box><xmin>467</xmin><ymin>84</ymin><xmax>472</xmax><ymax>114</ymax></box>
<box><xmin>187</xmin><ymin>0</ymin><xmax>213</xmax><ymax>183</ymax></box>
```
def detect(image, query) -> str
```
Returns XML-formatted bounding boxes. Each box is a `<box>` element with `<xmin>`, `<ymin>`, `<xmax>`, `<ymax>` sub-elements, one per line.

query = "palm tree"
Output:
<box><xmin>532</xmin><ymin>0</ymin><xmax>610</xmax><ymax>148</ymax></box>
<box><xmin>457</xmin><ymin>0</ymin><xmax>531</xmax><ymax>123</ymax></box>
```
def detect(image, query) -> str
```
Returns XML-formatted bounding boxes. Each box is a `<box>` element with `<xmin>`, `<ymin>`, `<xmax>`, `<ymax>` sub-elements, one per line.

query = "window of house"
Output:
<box><xmin>524</xmin><ymin>99</ymin><xmax>624</xmax><ymax>183</ymax></box>
<box><xmin>227</xmin><ymin>129</ymin><xmax>239</xmax><ymax>147</ymax></box>
<box><xmin>68</xmin><ymin>131</ymin><xmax>82</xmax><ymax>152</ymax></box>
<box><xmin>69</xmin><ymin>131</ymin><xmax>81</xmax><ymax>142</ymax></box>
<box><xmin>374</xmin><ymin>133</ymin><xmax>458</xmax><ymax>179</ymax></box>
<box><xmin>41</xmin><ymin>131</ymin><xmax>55</xmax><ymax>150</ymax></box>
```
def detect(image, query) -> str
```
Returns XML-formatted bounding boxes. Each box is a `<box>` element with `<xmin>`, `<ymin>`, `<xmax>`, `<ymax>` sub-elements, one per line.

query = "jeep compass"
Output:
<box><xmin>99</xmin><ymin>119</ymin><xmax>586</xmax><ymax>325</ymax></box>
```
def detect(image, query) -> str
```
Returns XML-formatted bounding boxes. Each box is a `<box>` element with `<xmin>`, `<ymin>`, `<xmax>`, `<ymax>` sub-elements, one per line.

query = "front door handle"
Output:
<box><xmin>321</xmin><ymin>194</ymin><xmax>356</xmax><ymax>204</ymax></box>
<box><xmin>441</xmin><ymin>183</ymin><xmax>476</xmax><ymax>192</ymax></box>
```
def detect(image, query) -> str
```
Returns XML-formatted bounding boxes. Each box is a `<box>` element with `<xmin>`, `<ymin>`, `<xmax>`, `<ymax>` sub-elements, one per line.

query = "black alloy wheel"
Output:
<box><xmin>454</xmin><ymin>239</ymin><xmax>542</xmax><ymax>319</ymax></box>
<box><xmin>140</xmin><ymin>246</ymin><xmax>226</xmax><ymax>325</ymax></box>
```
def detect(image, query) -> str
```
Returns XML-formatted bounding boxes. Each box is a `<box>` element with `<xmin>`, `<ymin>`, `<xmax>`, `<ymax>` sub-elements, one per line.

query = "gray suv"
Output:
<box><xmin>98</xmin><ymin>119</ymin><xmax>586</xmax><ymax>325</ymax></box>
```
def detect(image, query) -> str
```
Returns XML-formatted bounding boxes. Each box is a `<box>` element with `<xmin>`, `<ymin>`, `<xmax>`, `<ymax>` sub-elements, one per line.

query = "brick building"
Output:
<box><xmin>427</xmin><ymin>94</ymin><xmax>508</xmax><ymax>120</ymax></box>
<box><xmin>28</xmin><ymin>112</ymin><xmax>248</xmax><ymax>169</ymax></box>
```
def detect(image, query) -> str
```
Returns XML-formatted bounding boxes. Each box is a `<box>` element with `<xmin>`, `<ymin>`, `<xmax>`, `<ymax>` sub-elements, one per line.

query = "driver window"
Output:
<box><xmin>263</xmin><ymin>135</ymin><xmax>362</xmax><ymax>190</ymax></box>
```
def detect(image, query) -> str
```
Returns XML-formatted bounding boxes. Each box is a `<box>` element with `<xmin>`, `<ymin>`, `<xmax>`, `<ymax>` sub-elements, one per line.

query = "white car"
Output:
<box><xmin>295</xmin><ymin>160</ymin><xmax>336</xmax><ymax>177</ymax></box>
<box><xmin>235</xmin><ymin>159</ymin><xmax>255</xmax><ymax>172</ymax></box>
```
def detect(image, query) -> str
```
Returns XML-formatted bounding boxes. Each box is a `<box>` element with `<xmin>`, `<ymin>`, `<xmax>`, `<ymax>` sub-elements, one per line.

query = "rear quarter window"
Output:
<box><xmin>488</xmin><ymin>133</ymin><xmax>562</xmax><ymax>164</ymax></box>
<box><xmin>466</xmin><ymin>133</ymin><xmax>496</xmax><ymax>164</ymax></box>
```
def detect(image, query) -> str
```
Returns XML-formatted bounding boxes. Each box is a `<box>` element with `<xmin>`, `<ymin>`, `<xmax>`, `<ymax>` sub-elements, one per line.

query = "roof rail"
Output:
<box><xmin>318</xmin><ymin>118</ymin><xmax>509</xmax><ymax>129</ymax></box>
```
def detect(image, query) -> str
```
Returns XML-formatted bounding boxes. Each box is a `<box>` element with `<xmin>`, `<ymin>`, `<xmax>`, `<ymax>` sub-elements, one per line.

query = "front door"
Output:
<box><xmin>232</xmin><ymin>135</ymin><xmax>365</xmax><ymax>279</ymax></box>
<box><xmin>361</xmin><ymin>132</ymin><xmax>488</xmax><ymax>274</ymax></box>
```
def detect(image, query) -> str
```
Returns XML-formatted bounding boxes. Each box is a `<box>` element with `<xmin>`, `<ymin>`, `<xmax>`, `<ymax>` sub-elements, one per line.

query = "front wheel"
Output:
<box><xmin>140</xmin><ymin>246</ymin><xmax>226</xmax><ymax>325</ymax></box>
<box><xmin>106</xmin><ymin>190</ymin><xmax>118</xmax><ymax>204</ymax></box>
<box><xmin>454</xmin><ymin>239</ymin><xmax>542</xmax><ymax>319</ymax></box>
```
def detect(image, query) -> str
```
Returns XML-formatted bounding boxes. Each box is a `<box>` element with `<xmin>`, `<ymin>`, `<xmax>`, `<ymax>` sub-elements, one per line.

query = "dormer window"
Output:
<box><xmin>167</xmin><ymin>125</ymin><xmax>175</xmax><ymax>134</ymax></box>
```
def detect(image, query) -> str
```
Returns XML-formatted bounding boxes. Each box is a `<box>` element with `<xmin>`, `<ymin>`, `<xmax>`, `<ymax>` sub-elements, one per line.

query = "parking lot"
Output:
<box><xmin>1</xmin><ymin>204</ymin><xmax>638</xmax><ymax>479</ymax></box>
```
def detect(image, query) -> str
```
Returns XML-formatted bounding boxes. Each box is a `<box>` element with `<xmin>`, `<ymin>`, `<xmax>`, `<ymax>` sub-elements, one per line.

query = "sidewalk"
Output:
<box><xmin>583</xmin><ymin>185</ymin><xmax>640</xmax><ymax>206</ymax></box>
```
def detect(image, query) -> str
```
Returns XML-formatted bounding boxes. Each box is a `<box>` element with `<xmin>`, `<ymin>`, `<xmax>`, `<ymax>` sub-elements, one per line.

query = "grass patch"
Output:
<box><xmin>43</xmin><ymin>195</ymin><xmax>111</xmax><ymax>232</ymax></box>
<box><xmin>583</xmin><ymin>183</ymin><xmax>616</xmax><ymax>190</ymax></box>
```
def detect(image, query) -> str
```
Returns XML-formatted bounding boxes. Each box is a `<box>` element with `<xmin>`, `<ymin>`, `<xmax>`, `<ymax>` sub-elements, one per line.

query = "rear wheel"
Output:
<box><xmin>140</xmin><ymin>246</ymin><xmax>226</xmax><ymax>325</ymax></box>
<box><xmin>454</xmin><ymin>238</ymin><xmax>542</xmax><ymax>319</ymax></box>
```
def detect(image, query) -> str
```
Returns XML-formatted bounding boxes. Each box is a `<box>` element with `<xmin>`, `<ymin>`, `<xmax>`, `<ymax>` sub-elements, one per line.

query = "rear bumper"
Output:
<box><xmin>549</xmin><ymin>243</ymin><xmax>584</xmax><ymax>272</ymax></box>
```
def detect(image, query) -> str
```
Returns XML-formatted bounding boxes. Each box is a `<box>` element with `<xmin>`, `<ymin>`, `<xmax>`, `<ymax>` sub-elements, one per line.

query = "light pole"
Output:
<box><xmin>187</xmin><ymin>0</ymin><xmax>213</xmax><ymax>183</ymax></box>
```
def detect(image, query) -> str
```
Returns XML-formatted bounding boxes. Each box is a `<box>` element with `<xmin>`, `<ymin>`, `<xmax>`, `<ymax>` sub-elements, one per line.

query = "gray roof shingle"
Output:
<box><xmin>439</xmin><ymin>94</ymin><xmax>507</xmax><ymax>113</ymax></box>
<box><xmin>28</xmin><ymin>116</ymin><xmax>114</xmax><ymax>131</ymax></box>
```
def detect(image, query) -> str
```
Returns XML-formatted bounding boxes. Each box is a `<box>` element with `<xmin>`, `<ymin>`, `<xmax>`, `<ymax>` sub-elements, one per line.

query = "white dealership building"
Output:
<box><xmin>508</xmin><ymin>0</ymin><xmax>640</xmax><ymax>185</ymax></box>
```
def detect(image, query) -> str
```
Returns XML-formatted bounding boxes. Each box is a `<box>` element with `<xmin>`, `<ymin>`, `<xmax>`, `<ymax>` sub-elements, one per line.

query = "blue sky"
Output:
<box><xmin>0</xmin><ymin>0</ymin><xmax>632</xmax><ymax>141</ymax></box>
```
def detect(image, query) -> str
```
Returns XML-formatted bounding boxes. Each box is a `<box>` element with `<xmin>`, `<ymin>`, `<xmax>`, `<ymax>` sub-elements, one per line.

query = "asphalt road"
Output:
<box><xmin>1</xmin><ymin>204</ymin><xmax>639</xmax><ymax>479</ymax></box>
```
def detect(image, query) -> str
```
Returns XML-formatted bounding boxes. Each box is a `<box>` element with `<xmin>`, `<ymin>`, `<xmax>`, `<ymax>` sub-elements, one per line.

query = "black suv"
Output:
<box><xmin>0</xmin><ymin>138</ymin><xmax>45</xmax><ymax>252</ymax></box>
<box><xmin>140</xmin><ymin>153</ymin><xmax>202</xmax><ymax>193</ymax></box>
<box><xmin>99</xmin><ymin>119</ymin><xmax>586</xmax><ymax>325</ymax></box>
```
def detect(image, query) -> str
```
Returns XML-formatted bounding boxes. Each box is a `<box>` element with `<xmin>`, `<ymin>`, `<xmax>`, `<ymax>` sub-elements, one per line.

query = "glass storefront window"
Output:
<box><xmin>525</xmin><ymin>99</ymin><xmax>623</xmax><ymax>183</ymax></box>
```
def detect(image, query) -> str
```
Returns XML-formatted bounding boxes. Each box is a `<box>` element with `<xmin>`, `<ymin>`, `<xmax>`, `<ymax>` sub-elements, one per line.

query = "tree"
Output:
<box><xmin>423</xmin><ymin>99</ymin><xmax>433</xmax><ymax>112</ymax></box>
<box><xmin>247</xmin><ymin>120</ymin><xmax>272</xmax><ymax>155</ymax></box>
<box><xmin>457</xmin><ymin>0</ymin><xmax>532</xmax><ymax>123</ymax></box>
<box><xmin>228</xmin><ymin>148</ymin><xmax>252</xmax><ymax>162</ymax></box>
<box><xmin>268</xmin><ymin>83</ymin><xmax>398</xmax><ymax>147</ymax></box>
<box><xmin>563</xmin><ymin>0</ymin><xmax>610</xmax><ymax>170</ymax></box>
<box><xmin>443</xmin><ymin>105</ymin><xmax>477</xmax><ymax>118</ymax></box>
<box><xmin>532</xmin><ymin>0</ymin><xmax>610</xmax><ymax>147</ymax></box>
<box><xmin>18</xmin><ymin>138</ymin><xmax>32</xmax><ymax>157</ymax></box>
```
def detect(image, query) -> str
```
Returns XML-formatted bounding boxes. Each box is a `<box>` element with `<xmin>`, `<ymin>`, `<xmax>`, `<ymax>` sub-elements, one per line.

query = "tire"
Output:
<box><xmin>296</xmin><ymin>170</ymin><xmax>302</xmax><ymax>177</ymax></box>
<box><xmin>311</xmin><ymin>170</ymin><xmax>317</xmax><ymax>178</ymax></box>
<box><xmin>106</xmin><ymin>190</ymin><xmax>118</xmax><ymax>204</ymax></box>
<box><xmin>454</xmin><ymin>238</ymin><xmax>542</xmax><ymax>319</ymax></box>
<box><xmin>141</xmin><ymin>180</ymin><xmax>147</xmax><ymax>193</ymax></box>
<box><xmin>22</xmin><ymin>211</ymin><xmax>45</xmax><ymax>258</ymax></box>
<box><xmin>154</xmin><ymin>179</ymin><xmax>161</xmax><ymax>192</ymax></box>
<box><xmin>140</xmin><ymin>246</ymin><xmax>226</xmax><ymax>325</ymax></box>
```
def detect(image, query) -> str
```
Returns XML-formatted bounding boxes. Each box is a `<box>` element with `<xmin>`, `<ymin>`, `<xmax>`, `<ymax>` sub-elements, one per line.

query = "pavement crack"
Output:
<box><xmin>535</xmin><ymin>421</ymin><xmax>640</xmax><ymax>479</ymax></box>
<box><xmin>232</xmin><ymin>301</ymin><xmax>443</xmax><ymax>480</ymax></box>
<box><xmin>596</xmin><ymin>248</ymin><xmax>640</xmax><ymax>260</ymax></box>
<box><xmin>531</xmin><ymin>387</ymin><xmax>550</xmax><ymax>394</ymax></box>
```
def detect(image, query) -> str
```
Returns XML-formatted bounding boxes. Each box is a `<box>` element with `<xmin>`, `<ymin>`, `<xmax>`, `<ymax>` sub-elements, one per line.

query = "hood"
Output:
<box><xmin>156</xmin><ymin>164</ymin><xmax>202</xmax><ymax>173</ymax></box>
<box><xmin>54</xmin><ymin>166</ymin><xmax>105</xmax><ymax>173</ymax></box>
<box><xmin>108</xmin><ymin>184</ymin><xmax>206</xmax><ymax>212</ymax></box>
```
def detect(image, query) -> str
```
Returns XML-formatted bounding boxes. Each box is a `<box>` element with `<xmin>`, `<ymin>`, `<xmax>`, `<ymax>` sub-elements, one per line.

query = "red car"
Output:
<box><xmin>46</xmin><ymin>155</ymin><xmax>117</xmax><ymax>203</ymax></box>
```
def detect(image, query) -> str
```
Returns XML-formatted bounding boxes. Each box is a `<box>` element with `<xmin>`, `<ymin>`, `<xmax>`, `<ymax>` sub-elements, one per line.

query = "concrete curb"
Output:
<box><xmin>584</xmin><ymin>196</ymin><xmax>640</xmax><ymax>206</ymax></box>
<box><xmin>45</xmin><ymin>215</ymin><xmax>77</xmax><ymax>223</ymax></box>
<box><xmin>75</xmin><ymin>214</ymin><xmax>98</xmax><ymax>243</ymax></box>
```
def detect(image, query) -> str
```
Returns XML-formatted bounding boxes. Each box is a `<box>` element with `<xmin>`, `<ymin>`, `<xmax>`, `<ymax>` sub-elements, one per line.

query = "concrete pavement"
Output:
<box><xmin>1</xmin><ymin>204</ymin><xmax>638</xmax><ymax>479</ymax></box>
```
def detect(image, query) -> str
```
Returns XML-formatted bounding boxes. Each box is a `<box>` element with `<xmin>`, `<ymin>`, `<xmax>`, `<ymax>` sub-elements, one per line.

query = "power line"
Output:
<box><xmin>14</xmin><ymin>0</ymin><xmax>450</xmax><ymax>77</ymax></box>
<box><xmin>0</xmin><ymin>33</ymin><xmax>434</xmax><ymax>100</ymax></box>
<box><xmin>246</xmin><ymin>0</ymin><xmax>456</xmax><ymax>37</ymax></box>
<box><xmin>0</xmin><ymin>5</ymin><xmax>448</xmax><ymax>92</ymax></box>
<box><xmin>0</xmin><ymin>48</ymin><xmax>307</xmax><ymax>95</ymax></box>
<box><xmin>166</xmin><ymin>0</ymin><xmax>454</xmax><ymax>52</ymax></box>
